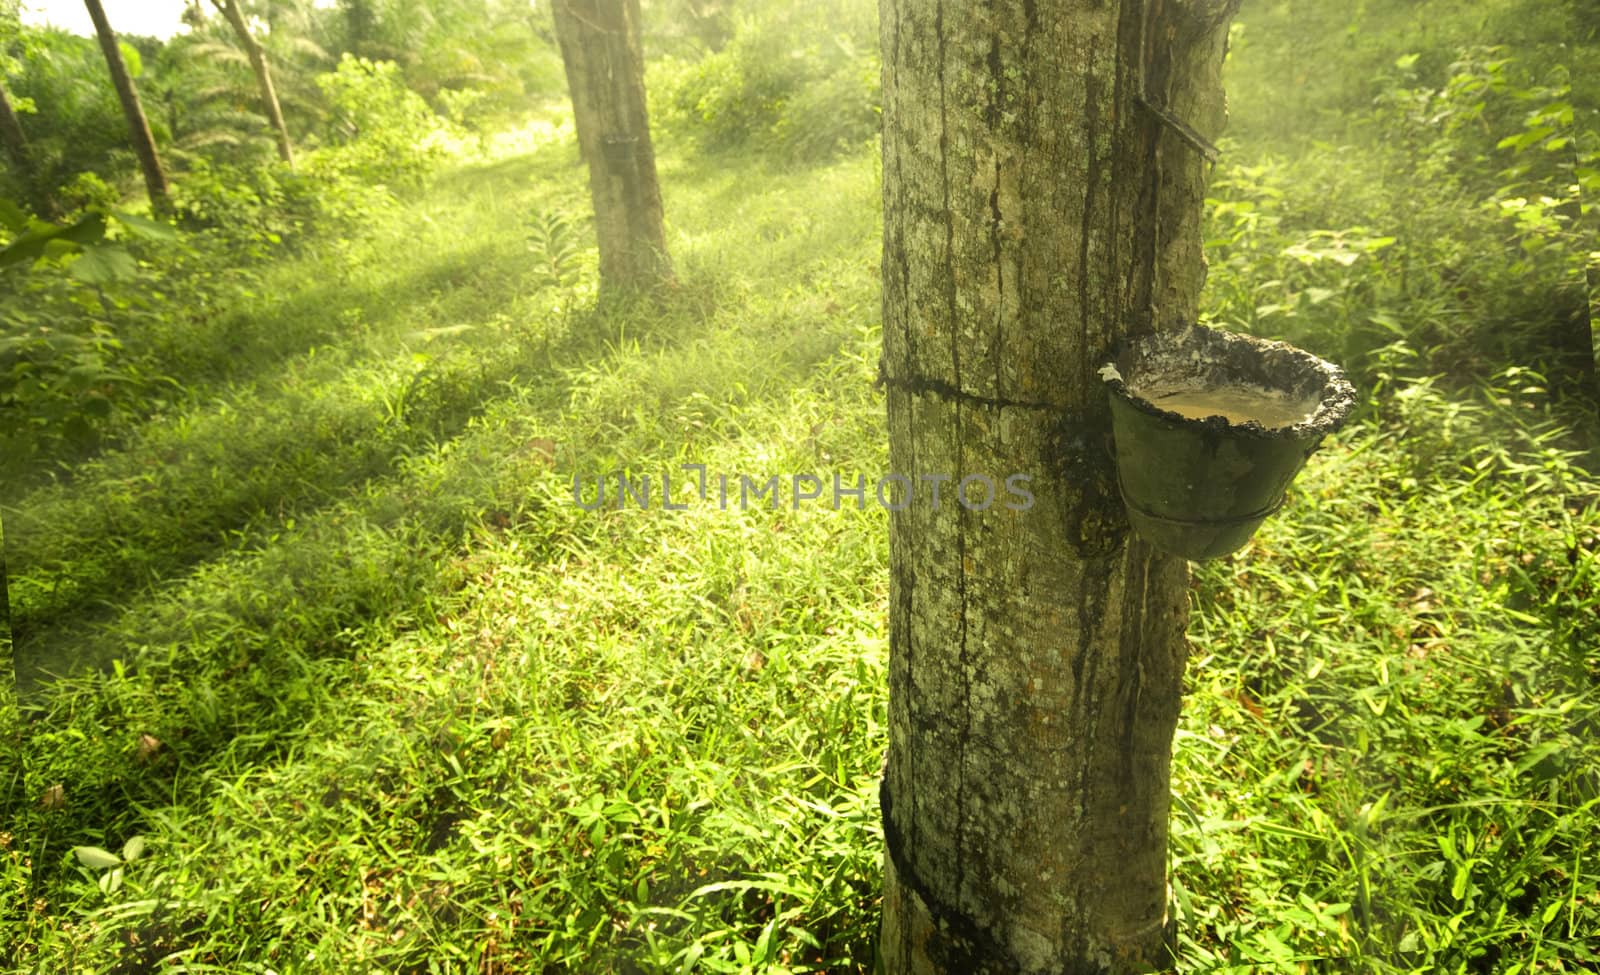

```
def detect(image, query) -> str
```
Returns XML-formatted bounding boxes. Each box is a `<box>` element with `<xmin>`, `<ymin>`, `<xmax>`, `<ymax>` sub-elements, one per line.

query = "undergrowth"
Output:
<box><xmin>2</xmin><ymin>0</ymin><xmax>1596</xmax><ymax>972</ymax></box>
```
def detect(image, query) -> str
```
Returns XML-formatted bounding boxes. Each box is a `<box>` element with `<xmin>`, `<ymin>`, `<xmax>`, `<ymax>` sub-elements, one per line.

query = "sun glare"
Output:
<box><xmin>20</xmin><ymin>0</ymin><xmax>191</xmax><ymax>40</ymax></box>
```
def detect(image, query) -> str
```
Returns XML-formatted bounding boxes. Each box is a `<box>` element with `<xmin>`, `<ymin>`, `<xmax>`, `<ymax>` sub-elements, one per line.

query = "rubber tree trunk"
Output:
<box><xmin>341</xmin><ymin>0</ymin><xmax>375</xmax><ymax>57</ymax></box>
<box><xmin>551</xmin><ymin>0</ymin><xmax>672</xmax><ymax>295</ymax></box>
<box><xmin>0</xmin><ymin>80</ymin><xmax>59</xmax><ymax>219</ymax></box>
<box><xmin>876</xmin><ymin>0</ymin><xmax>1238</xmax><ymax>972</ymax></box>
<box><xmin>213</xmin><ymin>0</ymin><xmax>295</xmax><ymax>168</ymax></box>
<box><xmin>82</xmin><ymin>0</ymin><xmax>171</xmax><ymax>216</ymax></box>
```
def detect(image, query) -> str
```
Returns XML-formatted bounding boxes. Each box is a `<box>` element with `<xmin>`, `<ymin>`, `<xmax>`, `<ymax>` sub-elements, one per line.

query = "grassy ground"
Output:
<box><xmin>4</xmin><ymin>1</ymin><xmax>1599</xmax><ymax>973</ymax></box>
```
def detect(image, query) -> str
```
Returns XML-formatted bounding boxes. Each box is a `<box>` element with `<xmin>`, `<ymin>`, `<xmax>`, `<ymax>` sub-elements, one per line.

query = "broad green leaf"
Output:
<box><xmin>1369</xmin><ymin>312</ymin><xmax>1406</xmax><ymax>335</ymax></box>
<box><xmin>0</xmin><ymin>213</ymin><xmax>107</xmax><ymax>268</ymax></box>
<box><xmin>73</xmin><ymin>846</ymin><xmax>122</xmax><ymax>870</ymax></box>
<box><xmin>1514</xmin><ymin>740</ymin><xmax>1566</xmax><ymax>775</ymax></box>
<box><xmin>121</xmin><ymin>835</ymin><xmax>147</xmax><ymax>862</ymax></box>
<box><xmin>70</xmin><ymin>246</ymin><xmax>138</xmax><ymax>285</ymax></box>
<box><xmin>111</xmin><ymin>211</ymin><xmax>178</xmax><ymax>242</ymax></box>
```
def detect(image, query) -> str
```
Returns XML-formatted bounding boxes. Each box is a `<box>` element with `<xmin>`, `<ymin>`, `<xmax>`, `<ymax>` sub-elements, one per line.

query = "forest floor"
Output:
<box><xmin>4</xmin><ymin>1</ymin><xmax>1600</xmax><ymax>972</ymax></box>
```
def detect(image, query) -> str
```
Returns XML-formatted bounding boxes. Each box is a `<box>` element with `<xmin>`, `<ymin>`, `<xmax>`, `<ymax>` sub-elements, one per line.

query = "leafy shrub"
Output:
<box><xmin>654</xmin><ymin>2</ymin><xmax>879</xmax><ymax>161</ymax></box>
<box><xmin>172</xmin><ymin>157</ymin><xmax>295</xmax><ymax>259</ymax></box>
<box><xmin>767</xmin><ymin>42</ymin><xmax>880</xmax><ymax>160</ymax></box>
<box><xmin>0</xmin><ymin>207</ymin><xmax>181</xmax><ymax>457</ymax></box>
<box><xmin>173</xmin><ymin>156</ymin><xmax>388</xmax><ymax>260</ymax></box>
<box><xmin>1</xmin><ymin>28</ymin><xmax>134</xmax><ymax>201</ymax></box>
<box><xmin>312</xmin><ymin>55</ymin><xmax>446</xmax><ymax>186</ymax></box>
<box><xmin>1204</xmin><ymin>46</ymin><xmax>1590</xmax><ymax>397</ymax></box>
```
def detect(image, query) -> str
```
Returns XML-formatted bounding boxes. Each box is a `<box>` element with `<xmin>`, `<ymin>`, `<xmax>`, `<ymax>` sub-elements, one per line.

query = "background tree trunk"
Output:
<box><xmin>82</xmin><ymin>0</ymin><xmax>171</xmax><ymax>215</ymax></box>
<box><xmin>213</xmin><ymin>0</ymin><xmax>295</xmax><ymax>168</ymax></box>
<box><xmin>340</xmin><ymin>0</ymin><xmax>375</xmax><ymax>57</ymax></box>
<box><xmin>876</xmin><ymin>0</ymin><xmax>1238</xmax><ymax>972</ymax></box>
<box><xmin>0</xmin><ymin>79</ymin><xmax>58</xmax><ymax>219</ymax></box>
<box><xmin>551</xmin><ymin>0</ymin><xmax>672</xmax><ymax>295</ymax></box>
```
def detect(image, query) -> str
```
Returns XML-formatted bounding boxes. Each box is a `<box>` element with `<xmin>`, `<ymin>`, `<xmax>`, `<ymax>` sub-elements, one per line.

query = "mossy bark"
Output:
<box><xmin>877</xmin><ymin>1</ymin><xmax>1238</xmax><ymax>971</ymax></box>
<box><xmin>83</xmin><ymin>0</ymin><xmax>171</xmax><ymax>217</ymax></box>
<box><xmin>551</xmin><ymin>0</ymin><xmax>672</xmax><ymax>295</ymax></box>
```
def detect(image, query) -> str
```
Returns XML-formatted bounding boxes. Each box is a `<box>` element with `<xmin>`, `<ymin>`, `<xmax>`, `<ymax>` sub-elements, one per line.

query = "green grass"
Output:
<box><xmin>4</xmin><ymin>1</ymin><xmax>1599</xmax><ymax>972</ymax></box>
<box><xmin>1176</xmin><ymin>367</ymin><xmax>1600</xmax><ymax>970</ymax></box>
<box><xmin>4</xmin><ymin>105</ymin><xmax>894</xmax><ymax>972</ymax></box>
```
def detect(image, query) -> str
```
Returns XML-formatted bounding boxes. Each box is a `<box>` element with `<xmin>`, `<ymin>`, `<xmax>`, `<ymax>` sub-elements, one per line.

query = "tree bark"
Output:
<box><xmin>82</xmin><ymin>0</ymin><xmax>171</xmax><ymax>215</ymax></box>
<box><xmin>341</xmin><ymin>0</ymin><xmax>375</xmax><ymax>57</ymax></box>
<box><xmin>877</xmin><ymin>1</ymin><xmax>1238</xmax><ymax>972</ymax></box>
<box><xmin>212</xmin><ymin>0</ymin><xmax>295</xmax><ymax>168</ymax></box>
<box><xmin>551</xmin><ymin>0</ymin><xmax>672</xmax><ymax>295</ymax></box>
<box><xmin>0</xmin><ymin>79</ymin><xmax>59</xmax><ymax>219</ymax></box>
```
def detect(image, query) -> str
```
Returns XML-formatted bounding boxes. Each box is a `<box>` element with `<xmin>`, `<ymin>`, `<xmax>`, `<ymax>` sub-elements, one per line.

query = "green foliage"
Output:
<box><xmin>653</xmin><ymin>0</ymin><xmax>880</xmax><ymax>161</ymax></box>
<box><xmin>401</xmin><ymin>0</ymin><xmax>566</xmax><ymax>127</ymax></box>
<box><xmin>328</xmin><ymin>0</ymin><xmax>564</xmax><ymax>129</ymax></box>
<box><xmin>0</xmin><ymin>27</ymin><xmax>130</xmax><ymax>200</ymax></box>
<box><xmin>1175</xmin><ymin>359</ymin><xmax>1600</xmax><ymax>971</ymax></box>
<box><xmin>312</xmin><ymin>54</ymin><xmax>445</xmax><ymax>185</ymax></box>
<box><xmin>0</xmin><ymin>206</ymin><xmax>182</xmax><ymax>455</ymax></box>
<box><xmin>2</xmin><ymin>0</ymin><xmax>1597</xmax><ymax>972</ymax></box>
<box><xmin>525</xmin><ymin>208</ymin><xmax>583</xmax><ymax>291</ymax></box>
<box><xmin>641</xmin><ymin>0</ymin><xmax>737</xmax><ymax>58</ymax></box>
<box><xmin>172</xmin><ymin>154</ymin><xmax>387</xmax><ymax>258</ymax></box>
<box><xmin>1204</xmin><ymin>29</ymin><xmax>1591</xmax><ymax>397</ymax></box>
<box><xmin>1</xmin><ymin>137</ymin><xmax>886</xmax><ymax>971</ymax></box>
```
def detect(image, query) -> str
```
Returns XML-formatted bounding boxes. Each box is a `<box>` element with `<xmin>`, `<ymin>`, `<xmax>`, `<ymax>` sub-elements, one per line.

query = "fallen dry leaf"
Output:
<box><xmin>39</xmin><ymin>783</ymin><xmax>65</xmax><ymax>810</ymax></box>
<box><xmin>135</xmin><ymin>733</ymin><xmax>163</xmax><ymax>763</ymax></box>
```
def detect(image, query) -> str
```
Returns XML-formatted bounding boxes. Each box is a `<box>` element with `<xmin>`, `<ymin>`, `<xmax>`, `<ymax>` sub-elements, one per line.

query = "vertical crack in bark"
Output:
<box><xmin>953</xmin><ymin>434</ymin><xmax>971</xmax><ymax>924</ymax></box>
<box><xmin>986</xmin><ymin>0</ymin><xmax>1007</xmax><ymax>402</ymax></box>
<box><xmin>1120</xmin><ymin>0</ymin><xmax>1158</xmax><ymax>326</ymax></box>
<box><xmin>901</xmin><ymin>388</ymin><xmax>922</xmax><ymax>893</ymax></box>
<box><xmin>1077</xmin><ymin>72</ymin><xmax>1101</xmax><ymax>398</ymax></box>
<box><xmin>1143</xmin><ymin>0</ymin><xmax>1175</xmax><ymax>321</ymax></box>
<box><xmin>991</xmin><ymin>162</ymin><xmax>1005</xmax><ymax>401</ymax></box>
<box><xmin>933</xmin><ymin>0</ymin><xmax>977</xmax><ymax>929</ymax></box>
<box><xmin>899</xmin><ymin>0</ymin><xmax>917</xmax><ymax>376</ymax></box>
<box><xmin>936</xmin><ymin>0</ymin><xmax>959</xmax><ymax>398</ymax></box>
<box><xmin>884</xmin><ymin>0</ymin><xmax>913</xmax><ymax>378</ymax></box>
<box><xmin>1065</xmin><ymin>568</ymin><xmax>1099</xmax><ymax>938</ymax></box>
<box><xmin>1019</xmin><ymin>0</ymin><xmax>1038</xmax><ymax>154</ymax></box>
<box><xmin>986</xmin><ymin>36</ymin><xmax>1003</xmax><ymax>128</ymax></box>
<box><xmin>1122</xmin><ymin>548</ymin><xmax>1150</xmax><ymax>786</ymax></box>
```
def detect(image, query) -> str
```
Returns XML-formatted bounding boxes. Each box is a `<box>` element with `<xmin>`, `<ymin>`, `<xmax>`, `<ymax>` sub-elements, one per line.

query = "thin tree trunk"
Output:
<box><xmin>213</xmin><ymin>0</ymin><xmax>295</xmax><ymax>168</ymax></box>
<box><xmin>1</xmin><ymin>516</ymin><xmax>12</xmax><ymax>702</ymax></box>
<box><xmin>82</xmin><ymin>0</ymin><xmax>171</xmax><ymax>215</ymax></box>
<box><xmin>551</xmin><ymin>0</ymin><xmax>672</xmax><ymax>295</ymax></box>
<box><xmin>341</xmin><ymin>0</ymin><xmax>375</xmax><ymax>57</ymax></box>
<box><xmin>0</xmin><ymin>79</ymin><xmax>59</xmax><ymax>219</ymax></box>
<box><xmin>877</xmin><ymin>0</ymin><xmax>1238</xmax><ymax>972</ymax></box>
